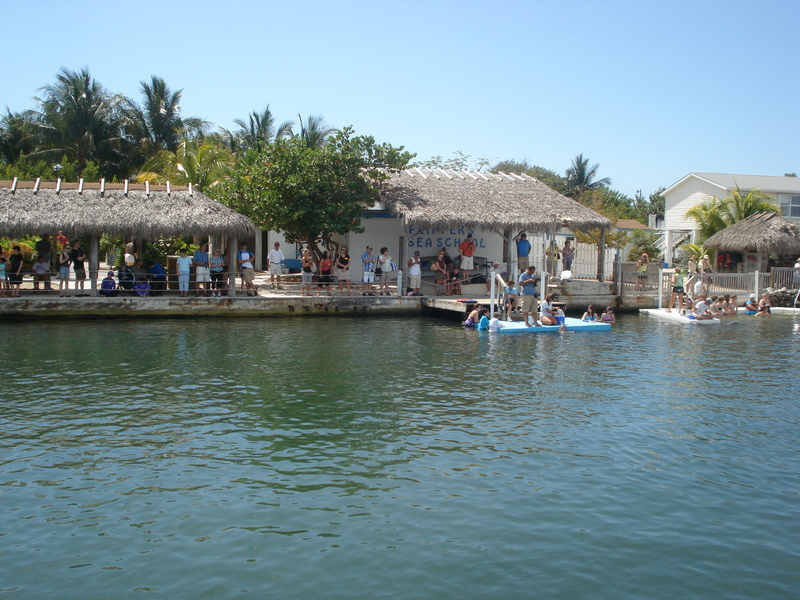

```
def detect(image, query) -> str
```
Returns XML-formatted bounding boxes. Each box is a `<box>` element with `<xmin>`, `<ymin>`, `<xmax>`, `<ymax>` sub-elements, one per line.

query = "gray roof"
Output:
<box><xmin>0</xmin><ymin>179</ymin><xmax>259</xmax><ymax>239</ymax></box>
<box><xmin>666</xmin><ymin>172</ymin><xmax>800</xmax><ymax>195</ymax></box>
<box><xmin>380</xmin><ymin>168</ymin><xmax>611</xmax><ymax>233</ymax></box>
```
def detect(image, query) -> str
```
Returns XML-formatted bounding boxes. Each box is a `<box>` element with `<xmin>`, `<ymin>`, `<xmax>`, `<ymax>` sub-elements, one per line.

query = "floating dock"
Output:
<box><xmin>493</xmin><ymin>317</ymin><xmax>611</xmax><ymax>333</ymax></box>
<box><xmin>640</xmin><ymin>308</ymin><xmax>720</xmax><ymax>324</ymax></box>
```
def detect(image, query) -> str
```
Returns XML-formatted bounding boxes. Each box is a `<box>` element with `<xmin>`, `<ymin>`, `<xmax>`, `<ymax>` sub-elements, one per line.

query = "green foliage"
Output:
<box><xmin>565</xmin><ymin>153</ymin><xmax>611</xmax><ymax>196</ymax></box>
<box><xmin>417</xmin><ymin>151</ymin><xmax>489</xmax><ymax>171</ymax></box>
<box><xmin>142</xmin><ymin>139</ymin><xmax>233</xmax><ymax>190</ymax></box>
<box><xmin>627</xmin><ymin>229</ymin><xmax>662</xmax><ymax>262</ymax></box>
<box><xmin>490</xmin><ymin>159</ymin><xmax>568</xmax><ymax>193</ymax></box>
<box><xmin>215</xmin><ymin>129</ymin><xmax>413</xmax><ymax>260</ymax></box>
<box><xmin>629</xmin><ymin>187</ymin><xmax>665</xmax><ymax>223</ymax></box>
<box><xmin>678</xmin><ymin>243</ymin><xmax>710</xmax><ymax>264</ymax></box>
<box><xmin>685</xmin><ymin>186</ymin><xmax>780</xmax><ymax>241</ymax></box>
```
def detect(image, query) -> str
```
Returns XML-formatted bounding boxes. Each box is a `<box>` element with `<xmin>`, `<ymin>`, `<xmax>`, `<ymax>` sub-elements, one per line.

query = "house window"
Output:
<box><xmin>779</xmin><ymin>194</ymin><xmax>800</xmax><ymax>218</ymax></box>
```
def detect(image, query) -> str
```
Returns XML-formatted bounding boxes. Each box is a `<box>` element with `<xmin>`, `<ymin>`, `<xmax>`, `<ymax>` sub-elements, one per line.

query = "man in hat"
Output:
<box><xmin>362</xmin><ymin>245</ymin><xmax>376</xmax><ymax>294</ymax></box>
<box><xmin>693</xmin><ymin>293</ymin><xmax>714</xmax><ymax>320</ymax></box>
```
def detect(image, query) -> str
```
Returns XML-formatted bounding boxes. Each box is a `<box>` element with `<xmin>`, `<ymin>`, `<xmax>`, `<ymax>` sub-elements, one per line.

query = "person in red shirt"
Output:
<box><xmin>458</xmin><ymin>233</ymin><xmax>476</xmax><ymax>284</ymax></box>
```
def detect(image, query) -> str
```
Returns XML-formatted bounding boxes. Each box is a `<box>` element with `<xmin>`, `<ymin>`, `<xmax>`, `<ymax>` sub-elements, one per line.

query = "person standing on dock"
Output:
<box><xmin>519</xmin><ymin>265</ymin><xmax>541</xmax><ymax>327</ymax></box>
<box><xmin>238</xmin><ymin>243</ymin><xmax>258</xmax><ymax>297</ymax></box>
<box><xmin>362</xmin><ymin>246</ymin><xmax>376</xmax><ymax>295</ymax></box>
<box><xmin>56</xmin><ymin>243</ymin><xmax>71</xmax><ymax>297</ymax></box>
<box><xmin>459</xmin><ymin>233</ymin><xmax>476</xmax><ymax>284</ymax></box>
<box><xmin>562</xmin><ymin>240</ymin><xmax>574</xmax><ymax>272</ymax></box>
<box><xmin>335</xmin><ymin>246</ymin><xmax>352</xmax><ymax>295</ymax></box>
<box><xmin>516</xmin><ymin>233</ymin><xmax>531</xmax><ymax>271</ymax></box>
<box><xmin>193</xmin><ymin>243</ymin><xmax>211</xmax><ymax>297</ymax></box>
<box><xmin>407</xmin><ymin>250</ymin><xmax>422</xmax><ymax>296</ymax></box>
<box><xmin>268</xmin><ymin>242</ymin><xmax>285</xmax><ymax>290</ymax></box>
<box><xmin>635</xmin><ymin>253</ymin><xmax>649</xmax><ymax>291</ymax></box>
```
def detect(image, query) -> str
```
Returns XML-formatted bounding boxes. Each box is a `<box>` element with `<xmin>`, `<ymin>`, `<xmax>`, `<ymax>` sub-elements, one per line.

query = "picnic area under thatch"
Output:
<box><xmin>380</xmin><ymin>168</ymin><xmax>612</xmax><ymax>278</ymax></box>
<box><xmin>703</xmin><ymin>212</ymin><xmax>800</xmax><ymax>255</ymax></box>
<box><xmin>0</xmin><ymin>179</ymin><xmax>258</xmax><ymax>240</ymax></box>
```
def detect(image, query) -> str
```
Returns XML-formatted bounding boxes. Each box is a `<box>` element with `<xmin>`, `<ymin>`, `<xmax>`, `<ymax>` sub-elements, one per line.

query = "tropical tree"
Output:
<box><xmin>491</xmin><ymin>159</ymin><xmax>567</xmax><ymax>192</ymax></box>
<box><xmin>29</xmin><ymin>67</ymin><xmax>125</xmax><ymax>177</ymax></box>
<box><xmin>565</xmin><ymin>153</ymin><xmax>612</xmax><ymax>197</ymax></box>
<box><xmin>0</xmin><ymin>109</ymin><xmax>36</xmax><ymax>165</ymax></box>
<box><xmin>718</xmin><ymin>185</ymin><xmax>779</xmax><ymax>224</ymax></box>
<box><xmin>215</xmin><ymin>128</ymin><xmax>413</xmax><ymax>261</ymax></box>
<box><xmin>224</xmin><ymin>106</ymin><xmax>294</xmax><ymax>153</ymax></box>
<box><xmin>142</xmin><ymin>138</ymin><xmax>233</xmax><ymax>190</ymax></box>
<box><xmin>123</xmin><ymin>76</ymin><xmax>208</xmax><ymax>159</ymax></box>
<box><xmin>685</xmin><ymin>186</ymin><xmax>780</xmax><ymax>241</ymax></box>
<box><xmin>297</xmin><ymin>114</ymin><xmax>337</xmax><ymax>149</ymax></box>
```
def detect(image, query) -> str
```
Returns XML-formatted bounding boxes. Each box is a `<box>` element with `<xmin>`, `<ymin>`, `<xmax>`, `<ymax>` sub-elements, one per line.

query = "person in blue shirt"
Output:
<box><xmin>516</xmin><ymin>233</ymin><xmax>531</xmax><ymax>270</ymax></box>
<box><xmin>148</xmin><ymin>261</ymin><xmax>167</xmax><ymax>296</ymax></box>
<box><xmin>519</xmin><ymin>265</ymin><xmax>541</xmax><ymax>327</ymax></box>
<box><xmin>476</xmin><ymin>308</ymin><xmax>490</xmax><ymax>331</ymax></box>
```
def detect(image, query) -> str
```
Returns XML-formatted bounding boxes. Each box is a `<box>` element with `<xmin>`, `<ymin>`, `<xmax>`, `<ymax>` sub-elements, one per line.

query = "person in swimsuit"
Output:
<box><xmin>601</xmin><ymin>306</ymin><xmax>616</xmax><ymax>323</ymax></box>
<box><xmin>582</xmin><ymin>304</ymin><xmax>597</xmax><ymax>321</ymax></box>
<box><xmin>464</xmin><ymin>303</ymin><xmax>483</xmax><ymax>328</ymax></box>
<box><xmin>744</xmin><ymin>293</ymin><xmax>758</xmax><ymax>315</ymax></box>
<box><xmin>756</xmin><ymin>293</ymin><xmax>772</xmax><ymax>317</ymax></box>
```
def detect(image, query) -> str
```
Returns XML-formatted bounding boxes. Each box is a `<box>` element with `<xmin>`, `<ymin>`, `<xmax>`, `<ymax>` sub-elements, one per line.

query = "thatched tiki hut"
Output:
<box><xmin>704</xmin><ymin>212</ymin><xmax>800</xmax><ymax>270</ymax></box>
<box><xmin>380</xmin><ymin>168</ymin><xmax>612</xmax><ymax>279</ymax></box>
<box><xmin>0</xmin><ymin>178</ymin><xmax>259</xmax><ymax>295</ymax></box>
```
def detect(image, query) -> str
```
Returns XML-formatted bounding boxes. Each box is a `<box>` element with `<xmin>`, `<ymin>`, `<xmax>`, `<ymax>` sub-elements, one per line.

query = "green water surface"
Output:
<box><xmin>1</xmin><ymin>315</ymin><xmax>799</xmax><ymax>599</ymax></box>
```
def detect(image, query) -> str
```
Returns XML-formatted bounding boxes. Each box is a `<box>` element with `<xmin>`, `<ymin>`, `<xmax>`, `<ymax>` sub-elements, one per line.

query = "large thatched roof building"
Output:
<box><xmin>0</xmin><ymin>178</ymin><xmax>258</xmax><ymax>239</ymax></box>
<box><xmin>380</xmin><ymin>168</ymin><xmax>611</xmax><ymax>233</ymax></box>
<box><xmin>704</xmin><ymin>212</ymin><xmax>800</xmax><ymax>255</ymax></box>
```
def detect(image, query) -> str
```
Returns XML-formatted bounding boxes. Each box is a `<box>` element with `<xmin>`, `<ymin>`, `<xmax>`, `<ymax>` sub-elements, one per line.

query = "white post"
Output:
<box><xmin>396</xmin><ymin>270</ymin><xmax>403</xmax><ymax>296</ymax></box>
<box><xmin>658</xmin><ymin>268</ymin><xmax>663</xmax><ymax>309</ymax></box>
<box><xmin>754</xmin><ymin>270</ymin><xmax>759</xmax><ymax>298</ymax></box>
<box><xmin>489</xmin><ymin>267</ymin><xmax>496</xmax><ymax>316</ymax></box>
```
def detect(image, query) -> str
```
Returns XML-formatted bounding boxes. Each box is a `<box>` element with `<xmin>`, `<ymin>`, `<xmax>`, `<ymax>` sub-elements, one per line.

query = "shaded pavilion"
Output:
<box><xmin>703</xmin><ymin>211</ymin><xmax>800</xmax><ymax>269</ymax></box>
<box><xmin>0</xmin><ymin>178</ymin><xmax>259</xmax><ymax>294</ymax></box>
<box><xmin>379</xmin><ymin>168</ymin><xmax>612</xmax><ymax>279</ymax></box>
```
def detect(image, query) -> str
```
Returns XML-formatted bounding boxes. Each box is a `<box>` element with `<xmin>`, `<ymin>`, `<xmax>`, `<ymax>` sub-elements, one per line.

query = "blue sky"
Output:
<box><xmin>2</xmin><ymin>0</ymin><xmax>798</xmax><ymax>198</ymax></box>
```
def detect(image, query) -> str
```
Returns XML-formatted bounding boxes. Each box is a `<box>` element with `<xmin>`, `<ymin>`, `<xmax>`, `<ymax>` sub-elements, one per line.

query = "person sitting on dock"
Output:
<box><xmin>744</xmin><ymin>293</ymin><xmax>758</xmax><ymax>315</ymax></box>
<box><xmin>118</xmin><ymin>263</ymin><xmax>135</xmax><ymax>294</ymax></box>
<box><xmin>134</xmin><ymin>280</ymin><xmax>151</xmax><ymax>297</ymax></box>
<box><xmin>449</xmin><ymin>268</ymin><xmax>462</xmax><ymax>296</ymax></box>
<box><xmin>503</xmin><ymin>279</ymin><xmax>518</xmax><ymax>320</ymax></box>
<box><xmin>32</xmin><ymin>255</ymin><xmax>50</xmax><ymax>291</ymax></box>
<box><xmin>100</xmin><ymin>271</ymin><xmax>118</xmax><ymax>297</ymax></box>
<box><xmin>693</xmin><ymin>294</ymin><xmax>714</xmax><ymax>320</ymax></box>
<box><xmin>539</xmin><ymin>293</ymin><xmax>558</xmax><ymax>325</ymax></box>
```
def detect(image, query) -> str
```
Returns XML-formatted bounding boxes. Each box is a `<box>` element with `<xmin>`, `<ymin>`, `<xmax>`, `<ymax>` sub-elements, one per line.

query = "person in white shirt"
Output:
<box><xmin>693</xmin><ymin>294</ymin><xmax>714</xmax><ymax>320</ymax></box>
<box><xmin>268</xmin><ymin>241</ymin><xmax>286</xmax><ymax>289</ymax></box>
<box><xmin>488</xmin><ymin>312</ymin><xmax>505</xmax><ymax>332</ymax></box>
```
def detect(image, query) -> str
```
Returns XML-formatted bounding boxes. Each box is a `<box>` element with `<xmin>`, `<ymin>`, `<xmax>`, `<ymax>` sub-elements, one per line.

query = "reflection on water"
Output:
<box><xmin>1</xmin><ymin>315</ymin><xmax>799</xmax><ymax>599</ymax></box>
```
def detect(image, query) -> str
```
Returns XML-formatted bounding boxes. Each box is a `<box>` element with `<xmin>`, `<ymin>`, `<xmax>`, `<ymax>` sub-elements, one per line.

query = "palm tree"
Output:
<box><xmin>0</xmin><ymin>109</ymin><xmax>35</xmax><ymax>164</ymax></box>
<box><xmin>685</xmin><ymin>197</ymin><xmax>728</xmax><ymax>241</ymax></box>
<box><xmin>142</xmin><ymin>138</ymin><xmax>233</xmax><ymax>190</ymax></box>
<box><xmin>718</xmin><ymin>185</ymin><xmax>780</xmax><ymax>224</ymax></box>
<box><xmin>685</xmin><ymin>186</ymin><xmax>780</xmax><ymax>241</ymax></box>
<box><xmin>297</xmin><ymin>114</ymin><xmax>336</xmax><ymax>149</ymax></box>
<box><xmin>226</xmin><ymin>106</ymin><xmax>293</xmax><ymax>153</ymax></box>
<box><xmin>30</xmin><ymin>67</ymin><xmax>124</xmax><ymax>177</ymax></box>
<box><xmin>124</xmin><ymin>76</ymin><xmax>209</xmax><ymax>163</ymax></box>
<box><xmin>565</xmin><ymin>153</ymin><xmax>612</xmax><ymax>197</ymax></box>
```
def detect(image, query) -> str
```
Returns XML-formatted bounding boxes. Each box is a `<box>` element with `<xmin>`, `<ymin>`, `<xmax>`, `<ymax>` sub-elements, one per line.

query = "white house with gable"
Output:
<box><xmin>661</xmin><ymin>172</ymin><xmax>800</xmax><ymax>262</ymax></box>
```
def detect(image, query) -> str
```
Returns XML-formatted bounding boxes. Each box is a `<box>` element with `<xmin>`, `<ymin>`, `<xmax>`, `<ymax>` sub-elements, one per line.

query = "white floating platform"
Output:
<box><xmin>640</xmin><ymin>308</ymin><xmax>721</xmax><ymax>324</ymax></box>
<box><xmin>492</xmin><ymin>317</ymin><xmax>611</xmax><ymax>333</ymax></box>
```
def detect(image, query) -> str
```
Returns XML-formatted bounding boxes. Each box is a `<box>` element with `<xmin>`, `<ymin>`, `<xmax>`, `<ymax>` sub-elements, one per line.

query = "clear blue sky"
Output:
<box><xmin>3</xmin><ymin>0</ymin><xmax>798</xmax><ymax>198</ymax></box>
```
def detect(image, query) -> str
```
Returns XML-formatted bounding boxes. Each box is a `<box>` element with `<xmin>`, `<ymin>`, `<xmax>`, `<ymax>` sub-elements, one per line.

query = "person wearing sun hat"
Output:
<box><xmin>744</xmin><ymin>293</ymin><xmax>758</xmax><ymax>315</ymax></box>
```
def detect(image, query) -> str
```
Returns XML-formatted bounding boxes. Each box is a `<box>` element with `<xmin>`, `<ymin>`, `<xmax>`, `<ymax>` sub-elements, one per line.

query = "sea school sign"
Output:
<box><xmin>405</xmin><ymin>225</ymin><xmax>503</xmax><ymax>258</ymax></box>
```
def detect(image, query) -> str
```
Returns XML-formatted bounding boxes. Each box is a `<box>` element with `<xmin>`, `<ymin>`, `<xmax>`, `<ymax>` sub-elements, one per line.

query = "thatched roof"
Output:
<box><xmin>379</xmin><ymin>168</ymin><xmax>611</xmax><ymax>233</ymax></box>
<box><xmin>0</xmin><ymin>179</ymin><xmax>259</xmax><ymax>239</ymax></box>
<box><xmin>704</xmin><ymin>212</ymin><xmax>800</xmax><ymax>255</ymax></box>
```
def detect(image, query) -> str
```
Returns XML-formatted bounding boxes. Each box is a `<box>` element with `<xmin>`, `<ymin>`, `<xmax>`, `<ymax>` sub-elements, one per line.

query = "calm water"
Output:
<box><xmin>1</xmin><ymin>314</ymin><xmax>799</xmax><ymax>599</ymax></box>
